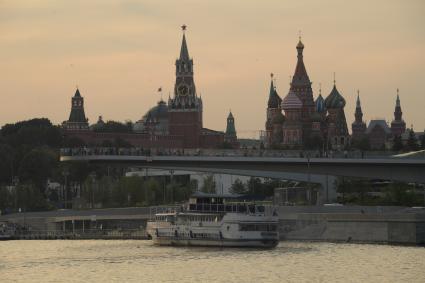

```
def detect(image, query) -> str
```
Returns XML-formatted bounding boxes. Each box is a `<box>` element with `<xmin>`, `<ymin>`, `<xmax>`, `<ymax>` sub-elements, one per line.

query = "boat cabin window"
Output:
<box><xmin>239</xmin><ymin>224</ymin><xmax>277</xmax><ymax>232</ymax></box>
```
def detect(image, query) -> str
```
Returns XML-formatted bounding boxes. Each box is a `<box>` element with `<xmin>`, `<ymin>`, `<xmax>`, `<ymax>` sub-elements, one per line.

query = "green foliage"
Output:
<box><xmin>406</xmin><ymin>128</ymin><xmax>419</xmax><ymax>151</ymax></box>
<box><xmin>247</xmin><ymin>177</ymin><xmax>263</xmax><ymax>195</ymax></box>
<box><xmin>0</xmin><ymin>144</ymin><xmax>14</xmax><ymax>184</ymax></box>
<box><xmin>201</xmin><ymin>175</ymin><xmax>216</xmax><ymax>194</ymax></box>
<box><xmin>1</xmin><ymin>118</ymin><xmax>62</xmax><ymax>148</ymax></box>
<box><xmin>18</xmin><ymin>148</ymin><xmax>58</xmax><ymax>192</ymax></box>
<box><xmin>63</xmin><ymin>136</ymin><xmax>86</xmax><ymax>148</ymax></box>
<box><xmin>77</xmin><ymin>175</ymin><xmax>196</xmax><ymax>208</ymax></box>
<box><xmin>0</xmin><ymin>186</ymin><xmax>13</xmax><ymax>212</ymax></box>
<box><xmin>230</xmin><ymin>178</ymin><xmax>280</xmax><ymax>198</ymax></box>
<box><xmin>230</xmin><ymin>178</ymin><xmax>247</xmax><ymax>195</ymax></box>
<box><xmin>336</xmin><ymin>178</ymin><xmax>424</xmax><ymax>206</ymax></box>
<box><xmin>352</xmin><ymin>137</ymin><xmax>371</xmax><ymax>151</ymax></box>
<box><xmin>392</xmin><ymin>135</ymin><xmax>403</xmax><ymax>152</ymax></box>
<box><xmin>95</xmin><ymin>120</ymin><xmax>133</xmax><ymax>133</ymax></box>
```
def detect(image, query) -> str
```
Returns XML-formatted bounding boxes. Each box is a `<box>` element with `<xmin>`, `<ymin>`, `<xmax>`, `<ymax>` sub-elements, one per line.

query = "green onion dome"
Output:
<box><xmin>325</xmin><ymin>85</ymin><xmax>346</xmax><ymax>109</ymax></box>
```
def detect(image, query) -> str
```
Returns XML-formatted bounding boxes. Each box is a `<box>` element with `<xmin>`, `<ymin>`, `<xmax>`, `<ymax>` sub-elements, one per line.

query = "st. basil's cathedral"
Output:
<box><xmin>265</xmin><ymin>37</ymin><xmax>407</xmax><ymax>150</ymax></box>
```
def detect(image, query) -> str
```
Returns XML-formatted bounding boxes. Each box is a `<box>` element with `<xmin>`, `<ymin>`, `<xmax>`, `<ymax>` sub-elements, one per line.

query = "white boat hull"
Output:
<box><xmin>152</xmin><ymin>236</ymin><xmax>278</xmax><ymax>248</ymax></box>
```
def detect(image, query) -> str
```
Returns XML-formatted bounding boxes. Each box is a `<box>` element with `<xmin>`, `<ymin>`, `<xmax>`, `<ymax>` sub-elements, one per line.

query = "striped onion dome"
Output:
<box><xmin>325</xmin><ymin>85</ymin><xmax>346</xmax><ymax>109</ymax></box>
<box><xmin>282</xmin><ymin>90</ymin><xmax>302</xmax><ymax>110</ymax></box>
<box><xmin>315</xmin><ymin>94</ymin><xmax>326</xmax><ymax>113</ymax></box>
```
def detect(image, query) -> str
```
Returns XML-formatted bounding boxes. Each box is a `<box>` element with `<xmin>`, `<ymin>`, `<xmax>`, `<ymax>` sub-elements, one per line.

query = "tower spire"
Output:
<box><xmin>356</xmin><ymin>89</ymin><xmax>360</xmax><ymax>108</ymax></box>
<box><xmin>292</xmin><ymin>34</ymin><xmax>309</xmax><ymax>88</ymax></box>
<box><xmin>269</xmin><ymin>73</ymin><xmax>275</xmax><ymax>97</ymax></box>
<box><xmin>179</xmin><ymin>25</ymin><xmax>189</xmax><ymax>60</ymax></box>
<box><xmin>396</xmin><ymin>88</ymin><xmax>400</xmax><ymax>107</ymax></box>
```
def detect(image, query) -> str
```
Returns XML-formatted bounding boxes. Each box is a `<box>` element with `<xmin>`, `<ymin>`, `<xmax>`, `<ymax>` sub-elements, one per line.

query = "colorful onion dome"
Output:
<box><xmin>325</xmin><ymin>85</ymin><xmax>346</xmax><ymax>109</ymax></box>
<box><xmin>315</xmin><ymin>94</ymin><xmax>326</xmax><ymax>113</ymax></box>
<box><xmin>267</xmin><ymin>79</ymin><xmax>282</xmax><ymax>108</ymax></box>
<box><xmin>282</xmin><ymin>90</ymin><xmax>302</xmax><ymax>110</ymax></box>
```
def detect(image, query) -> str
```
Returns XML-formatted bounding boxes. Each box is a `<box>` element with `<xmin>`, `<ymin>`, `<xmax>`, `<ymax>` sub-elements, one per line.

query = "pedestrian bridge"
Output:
<box><xmin>60</xmin><ymin>155</ymin><xmax>425</xmax><ymax>183</ymax></box>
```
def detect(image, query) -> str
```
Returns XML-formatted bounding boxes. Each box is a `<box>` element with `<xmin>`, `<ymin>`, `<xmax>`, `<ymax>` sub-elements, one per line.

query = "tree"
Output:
<box><xmin>18</xmin><ymin>148</ymin><xmax>58</xmax><ymax>192</ymax></box>
<box><xmin>406</xmin><ymin>128</ymin><xmax>418</xmax><ymax>151</ymax></box>
<box><xmin>0</xmin><ymin>186</ymin><xmax>13</xmax><ymax>212</ymax></box>
<box><xmin>352</xmin><ymin>137</ymin><xmax>370</xmax><ymax>151</ymax></box>
<box><xmin>1</xmin><ymin>118</ymin><xmax>61</xmax><ymax>148</ymax></box>
<box><xmin>230</xmin><ymin>178</ymin><xmax>247</xmax><ymax>195</ymax></box>
<box><xmin>247</xmin><ymin>177</ymin><xmax>263</xmax><ymax>196</ymax></box>
<box><xmin>63</xmin><ymin>136</ymin><xmax>86</xmax><ymax>148</ymax></box>
<box><xmin>201</xmin><ymin>175</ymin><xmax>216</xmax><ymax>194</ymax></box>
<box><xmin>421</xmin><ymin>132</ymin><xmax>425</xmax><ymax>149</ymax></box>
<box><xmin>100</xmin><ymin>120</ymin><xmax>133</xmax><ymax>133</ymax></box>
<box><xmin>0</xmin><ymin>144</ymin><xmax>14</xmax><ymax>184</ymax></box>
<box><xmin>15</xmin><ymin>183</ymin><xmax>50</xmax><ymax>211</ymax></box>
<box><xmin>392</xmin><ymin>135</ymin><xmax>403</xmax><ymax>152</ymax></box>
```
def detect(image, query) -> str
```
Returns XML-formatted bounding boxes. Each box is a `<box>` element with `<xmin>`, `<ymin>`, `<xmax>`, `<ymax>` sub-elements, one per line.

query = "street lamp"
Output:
<box><xmin>62</xmin><ymin>169</ymin><xmax>69</xmax><ymax>209</ymax></box>
<box><xmin>12</xmin><ymin>176</ymin><xmax>19</xmax><ymax>212</ymax></box>
<box><xmin>89</xmin><ymin>172</ymin><xmax>96</xmax><ymax>209</ymax></box>
<box><xmin>307</xmin><ymin>154</ymin><xmax>312</xmax><ymax>205</ymax></box>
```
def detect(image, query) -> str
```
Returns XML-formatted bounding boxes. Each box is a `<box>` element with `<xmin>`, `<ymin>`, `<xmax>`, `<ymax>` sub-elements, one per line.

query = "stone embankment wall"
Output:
<box><xmin>2</xmin><ymin>205</ymin><xmax>424</xmax><ymax>244</ymax></box>
<box><xmin>278</xmin><ymin>206</ymin><xmax>425</xmax><ymax>245</ymax></box>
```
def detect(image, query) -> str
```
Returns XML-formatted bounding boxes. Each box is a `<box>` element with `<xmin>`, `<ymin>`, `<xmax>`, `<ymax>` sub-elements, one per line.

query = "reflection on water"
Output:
<box><xmin>1</xmin><ymin>240</ymin><xmax>424</xmax><ymax>282</ymax></box>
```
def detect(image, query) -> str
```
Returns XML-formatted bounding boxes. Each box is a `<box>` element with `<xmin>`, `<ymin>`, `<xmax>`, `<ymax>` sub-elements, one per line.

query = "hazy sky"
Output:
<box><xmin>1</xmin><ymin>0</ymin><xmax>424</xmax><ymax>138</ymax></box>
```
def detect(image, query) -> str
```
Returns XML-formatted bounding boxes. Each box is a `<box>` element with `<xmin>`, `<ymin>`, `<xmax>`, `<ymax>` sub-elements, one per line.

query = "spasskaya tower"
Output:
<box><xmin>168</xmin><ymin>25</ymin><xmax>203</xmax><ymax>148</ymax></box>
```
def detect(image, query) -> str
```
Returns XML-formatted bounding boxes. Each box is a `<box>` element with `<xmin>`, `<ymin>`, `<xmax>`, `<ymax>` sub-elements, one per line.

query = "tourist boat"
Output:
<box><xmin>146</xmin><ymin>193</ymin><xmax>279</xmax><ymax>248</ymax></box>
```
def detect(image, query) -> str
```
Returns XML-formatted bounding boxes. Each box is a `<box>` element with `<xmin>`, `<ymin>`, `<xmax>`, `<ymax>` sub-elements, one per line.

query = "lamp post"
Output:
<box><xmin>307</xmin><ymin>154</ymin><xmax>312</xmax><ymax>205</ymax></box>
<box><xmin>12</xmin><ymin>176</ymin><xmax>19</xmax><ymax>212</ymax></box>
<box><xmin>170</xmin><ymin>170</ymin><xmax>174</xmax><ymax>204</ymax></box>
<box><xmin>62</xmin><ymin>169</ymin><xmax>69</xmax><ymax>209</ymax></box>
<box><xmin>89</xmin><ymin>172</ymin><xmax>96</xmax><ymax>209</ymax></box>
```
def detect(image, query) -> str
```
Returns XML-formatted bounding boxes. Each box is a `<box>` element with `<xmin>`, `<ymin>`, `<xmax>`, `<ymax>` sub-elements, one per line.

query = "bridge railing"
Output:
<box><xmin>60</xmin><ymin>147</ymin><xmax>398</xmax><ymax>159</ymax></box>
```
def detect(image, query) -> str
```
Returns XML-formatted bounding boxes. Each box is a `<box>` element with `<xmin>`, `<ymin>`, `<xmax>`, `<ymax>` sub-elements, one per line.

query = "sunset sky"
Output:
<box><xmin>1</xmin><ymin>0</ymin><xmax>424</xmax><ymax>138</ymax></box>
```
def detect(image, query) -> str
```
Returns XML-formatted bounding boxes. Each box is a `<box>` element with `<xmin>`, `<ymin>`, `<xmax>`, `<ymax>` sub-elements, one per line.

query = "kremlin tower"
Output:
<box><xmin>168</xmin><ymin>25</ymin><xmax>203</xmax><ymax>148</ymax></box>
<box><xmin>390</xmin><ymin>89</ymin><xmax>406</xmax><ymax>137</ymax></box>
<box><xmin>224</xmin><ymin>111</ymin><xmax>239</xmax><ymax>148</ymax></box>
<box><xmin>62</xmin><ymin>88</ymin><xmax>89</xmax><ymax>130</ymax></box>
<box><xmin>351</xmin><ymin>90</ymin><xmax>367</xmax><ymax>141</ymax></box>
<box><xmin>265</xmin><ymin>73</ymin><xmax>283</xmax><ymax>147</ymax></box>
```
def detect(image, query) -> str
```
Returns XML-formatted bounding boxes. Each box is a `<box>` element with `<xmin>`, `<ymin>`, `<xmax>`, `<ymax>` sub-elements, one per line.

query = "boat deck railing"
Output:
<box><xmin>187</xmin><ymin>203</ymin><xmax>277</xmax><ymax>216</ymax></box>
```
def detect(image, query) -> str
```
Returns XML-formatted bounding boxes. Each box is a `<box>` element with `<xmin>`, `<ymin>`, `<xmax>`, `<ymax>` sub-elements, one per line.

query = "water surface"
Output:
<box><xmin>1</xmin><ymin>240</ymin><xmax>424</xmax><ymax>282</ymax></box>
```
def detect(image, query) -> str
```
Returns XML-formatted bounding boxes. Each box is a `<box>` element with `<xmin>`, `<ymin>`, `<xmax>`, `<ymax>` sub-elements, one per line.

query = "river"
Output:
<box><xmin>1</xmin><ymin>240</ymin><xmax>424</xmax><ymax>282</ymax></box>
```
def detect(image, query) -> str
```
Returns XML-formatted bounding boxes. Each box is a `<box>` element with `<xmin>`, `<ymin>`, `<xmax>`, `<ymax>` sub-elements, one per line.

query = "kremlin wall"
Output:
<box><xmin>62</xmin><ymin>27</ymin><xmax>414</xmax><ymax>151</ymax></box>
